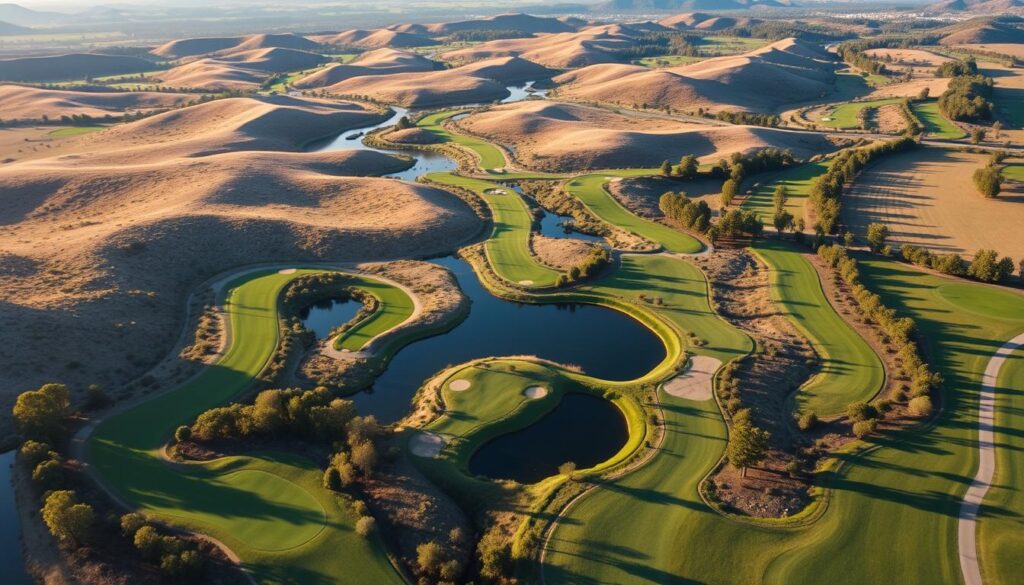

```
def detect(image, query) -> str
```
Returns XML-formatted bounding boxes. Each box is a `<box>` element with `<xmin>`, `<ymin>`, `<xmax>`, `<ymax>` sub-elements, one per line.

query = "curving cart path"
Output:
<box><xmin>959</xmin><ymin>332</ymin><xmax>1024</xmax><ymax>585</ymax></box>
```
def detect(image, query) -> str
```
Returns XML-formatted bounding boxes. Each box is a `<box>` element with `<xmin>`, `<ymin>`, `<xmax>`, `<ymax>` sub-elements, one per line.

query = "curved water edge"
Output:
<box><xmin>352</xmin><ymin>256</ymin><xmax>667</xmax><ymax>423</ymax></box>
<box><xmin>0</xmin><ymin>450</ymin><xmax>31</xmax><ymax>585</ymax></box>
<box><xmin>298</xmin><ymin>298</ymin><xmax>361</xmax><ymax>340</ymax></box>
<box><xmin>467</xmin><ymin>393</ymin><xmax>629</xmax><ymax>484</ymax></box>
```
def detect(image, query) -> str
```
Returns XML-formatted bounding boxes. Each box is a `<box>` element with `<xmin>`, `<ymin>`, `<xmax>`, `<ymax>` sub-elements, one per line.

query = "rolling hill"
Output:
<box><xmin>0</xmin><ymin>53</ymin><xmax>158</xmax><ymax>83</ymax></box>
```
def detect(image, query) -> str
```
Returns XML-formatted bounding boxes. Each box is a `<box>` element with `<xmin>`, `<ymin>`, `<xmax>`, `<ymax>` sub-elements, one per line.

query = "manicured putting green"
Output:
<box><xmin>89</xmin><ymin>268</ymin><xmax>403</xmax><ymax>584</ymax></box>
<box><xmin>936</xmin><ymin>283</ymin><xmax>1024</xmax><ymax>321</ymax></box>
<box><xmin>753</xmin><ymin>239</ymin><xmax>884</xmax><ymax>417</ymax></box>
<box><xmin>912</xmin><ymin>100</ymin><xmax>966</xmax><ymax>139</ymax></box>
<box><xmin>565</xmin><ymin>173</ymin><xmax>704</xmax><ymax>254</ymax></box>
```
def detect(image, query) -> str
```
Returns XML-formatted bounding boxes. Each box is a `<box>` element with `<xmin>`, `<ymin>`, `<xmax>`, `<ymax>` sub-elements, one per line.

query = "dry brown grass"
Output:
<box><xmin>0</xmin><ymin>85</ymin><xmax>194</xmax><ymax>121</ymax></box>
<box><xmin>843</xmin><ymin>148</ymin><xmax>1024</xmax><ymax>261</ymax></box>
<box><xmin>531</xmin><ymin>236</ymin><xmax>595</xmax><ymax>270</ymax></box>
<box><xmin>294</xmin><ymin>49</ymin><xmax>436</xmax><ymax>89</ymax></box>
<box><xmin>439</xmin><ymin>24</ymin><xmax>640</xmax><ymax>69</ymax></box>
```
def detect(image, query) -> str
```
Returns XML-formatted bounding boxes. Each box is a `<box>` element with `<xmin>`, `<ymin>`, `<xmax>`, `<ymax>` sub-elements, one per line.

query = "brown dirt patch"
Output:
<box><xmin>531</xmin><ymin>235</ymin><xmax>595</xmax><ymax>271</ymax></box>
<box><xmin>843</xmin><ymin>148</ymin><xmax>1024</xmax><ymax>261</ymax></box>
<box><xmin>874</xmin><ymin>103</ymin><xmax>907</xmax><ymax>134</ymax></box>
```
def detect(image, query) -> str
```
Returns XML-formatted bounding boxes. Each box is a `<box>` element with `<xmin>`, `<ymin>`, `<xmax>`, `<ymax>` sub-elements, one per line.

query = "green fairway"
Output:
<box><xmin>821</xmin><ymin>98</ymin><xmax>900</xmax><ymax>129</ymax></box>
<box><xmin>89</xmin><ymin>269</ymin><xmax>405</xmax><ymax>584</ymax></box>
<box><xmin>912</xmin><ymin>100</ymin><xmax>966</xmax><ymax>139</ymax></box>
<box><xmin>742</xmin><ymin>160</ymin><xmax>831</xmax><ymax>224</ymax></box>
<box><xmin>426</xmin><ymin>172</ymin><xmax>562</xmax><ymax>287</ymax></box>
<box><xmin>48</xmin><ymin>125</ymin><xmax>108</xmax><ymax>137</ymax></box>
<box><xmin>565</xmin><ymin>173</ymin><xmax>704</xmax><ymax>254</ymax></box>
<box><xmin>417</xmin><ymin>110</ymin><xmax>510</xmax><ymax>171</ymax></box>
<box><xmin>332</xmin><ymin>276</ymin><xmax>415</xmax><ymax>351</ymax></box>
<box><xmin>546</xmin><ymin>257</ymin><xmax>1024</xmax><ymax>584</ymax></box>
<box><xmin>1001</xmin><ymin>163</ymin><xmax>1024</xmax><ymax>182</ymax></box>
<box><xmin>752</xmin><ymin>239</ymin><xmax>885</xmax><ymax>417</ymax></box>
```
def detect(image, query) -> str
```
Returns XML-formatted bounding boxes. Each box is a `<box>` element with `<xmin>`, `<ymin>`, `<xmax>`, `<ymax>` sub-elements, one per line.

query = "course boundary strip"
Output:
<box><xmin>958</xmin><ymin>331</ymin><xmax>1024</xmax><ymax>585</ymax></box>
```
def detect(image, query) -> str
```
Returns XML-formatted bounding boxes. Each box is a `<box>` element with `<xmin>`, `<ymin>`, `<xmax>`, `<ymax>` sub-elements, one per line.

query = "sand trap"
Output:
<box><xmin>663</xmin><ymin>356</ymin><xmax>722</xmax><ymax>401</ymax></box>
<box><xmin>449</xmin><ymin>379</ymin><xmax>471</xmax><ymax>391</ymax></box>
<box><xmin>519</xmin><ymin>280</ymin><xmax>534</xmax><ymax>285</ymax></box>
<box><xmin>278</xmin><ymin>268</ymin><xmax>297</xmax><ymax>274</ymax></box>
<box><xmin>484</xmin><ymin>188</ymin><xmax>509</xmax><ymax>195</ymax></box>
<box><xmin>523</xmin><ymin>385</ymin><xmax>549</xmax><ymax>399</ymax></box>
<box><xmin>409</xmin><ymin>432</ymin><xmax>446</xmax><ymax>458</ymax></box>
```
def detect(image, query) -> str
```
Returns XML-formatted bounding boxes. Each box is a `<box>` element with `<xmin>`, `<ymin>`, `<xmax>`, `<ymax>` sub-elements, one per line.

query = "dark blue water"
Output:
<box><xmin>0</xmin><ymin>451</ymin><xmax>31</xmax><ymax>585</ymax></box>
<box><xmin>468</xmin><ymin>393</ymin><xmax>628</xmax><ymax>484</ymax></box>
<box><xmin>298</xmin><ymin>298</ymin><xmax>361</xmax><ymax>340</ymax></box>
<box><xmin>352</xmin><ymin>256</ymin><xmax>666</xmax><ymax>422</ymax></box>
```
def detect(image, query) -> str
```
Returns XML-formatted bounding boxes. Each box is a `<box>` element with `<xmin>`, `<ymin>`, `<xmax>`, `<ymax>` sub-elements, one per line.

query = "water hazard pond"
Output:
<box><xmin>468</xmin><ymin>393</ymin><xmax>629</xmax><ymax>484</ymax></box>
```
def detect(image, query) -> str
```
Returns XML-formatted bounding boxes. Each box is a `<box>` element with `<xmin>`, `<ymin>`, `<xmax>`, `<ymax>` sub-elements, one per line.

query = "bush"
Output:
<box><xmin>416</xmin><ymin>541</ymin><xmax>445</xmax><ymax>575</ymax></box>
<box><xmin>477</xmin><ymin>529</ymin><xmax>512</xmax><ymax>579</ymax></box>
<box><xmin>972</xmin><ymin>165</ymin><xmax>1002</xmax><ymax>198</ymax></box>
<box><xmin>355</xmin><ymin>516</ymin><xmax>376</xmax><ymax>537</ymax></box>
<box><xmin>32</xmin><ymin>458</ymin><xmax>63</xmax><ymax>489</ymax></box>
<box><xmin>42</xmin><ymin>490</ymin><xmax>95</xmax><ymax>547</ymax></box>
<box><xmin>134</xmin><ymin>525</ymin><xmax>163</xmax><ymax>560</ymax></box>
<box><xmin>845</xmin><ymin>401</ymin><xmax>878</xmax><ymax>422</ymax></box>
<box><xmin>120</xmin><ymin>512</ymin><xmax>147</xmax><ymax>538</ymax></box>
<box><xmin>797</xmin><ymin>411</ymin><xmax>818</xmax><ymax>431</ymax></box>
<box><xmin>968</xmin><ymin>249</ymin><xmax>1015</xmax><ymax>283</ymax></box>
<box><xmin>13</xmin><ymin>383</ymin><xmax>71</xmax><ymax>442</ymax></box>
<box><xmin>908</xmin><ymin>395</ymin><xmax>933</xmax><ymax>417</ymax></box>
<box><xmin>852</xmin><ymin>419</ymin><xmax>878</xmax><ymax>438</ymax></box>
<box><xmin>323</xmin><ymin>467</ymin><xmax>342</xmax><ymax>491</ymax></box>
<box><xmin>19</xmin><ymin>440</ymin><xmax>55</xmax><ymax>468</ymax></box>
<box><xmin>173</xmin><ymin>425</ymin><xmax>191</xmax><ymax>444</ymax></box>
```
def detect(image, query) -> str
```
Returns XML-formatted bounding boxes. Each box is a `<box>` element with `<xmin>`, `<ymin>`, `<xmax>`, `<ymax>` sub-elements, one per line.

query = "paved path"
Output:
<box><xmin>959</xmin><ymin>332</ymin><xmax>1024</xmax><ymax>585</ymax></box>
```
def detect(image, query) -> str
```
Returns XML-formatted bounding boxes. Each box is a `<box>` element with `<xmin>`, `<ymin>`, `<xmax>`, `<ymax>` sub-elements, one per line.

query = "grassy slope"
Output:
<box><xmin>546</xmin><ymin>257</ymin><xmax>1024</xmax><ymax>584</ymax></box>
<box><xmin>426</xmin><ymin>172</ymin><xmax>562</xmax><ymax>287</ymax></box>
<box><xmin>753</xmin><ymin>239</ymin><xmax>885</xmax><ymax>417</ymax></box>
<box><xmin>48</xmin><ymin>125</ymin><xmax>108</xmax><ymax>137</ymax></box>
<box><xmin>565</xmin><ymin>173</ymin><xmax>704</xmax><ymax>254</ymax></box>
<box><xmin>89</xmin><ymin>269</ymin><xmax>403</xmax><ymax>584</ymax></box>
<box><xmin>912</xmin><ymin>100</ymin><xmax>966</xmax><ymax>139</ymax></box>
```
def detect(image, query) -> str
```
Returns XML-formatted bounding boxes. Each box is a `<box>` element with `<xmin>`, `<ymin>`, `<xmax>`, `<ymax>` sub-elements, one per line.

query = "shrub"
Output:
<box><xmin>19</xmin><ymin>440</ymin><xmax>55</xmax><ymax>468</ymax></box>
<box><xmin>866</xmin><ymin>223</ymin><xmax>889</xmax><ymax>253</ymax></box>
<box><xmin>32</xmin><ymin>458</ymin><xmax>63</xmax><ymax>488</ymax></box>
<box><xmin>797</xmin><ymin>411</ymin><xmax>818</xmax><ymax>431</ymax></box>
<box><xmin>323</xmin><ymin>467</ymin><xmax>342</xmax><ymax>491</ymax></box>
<box><xmin>42</xmin><ymin>490</ymin><xmax>95</xmax><ymax>547</ymax></box>
<box><xmin>120</xmin><ymin>512</ymin><xmax>147</xmax><ymax>538</ymax></box>
<box><xmin>355</xmin><ymin>516</ymin><xmax>376</xmax><ymax>537</ymax></box>
<box><xmin>173</xmin><ymin>425</ymin><xmax>191</xmax><ymax>444</ymax></box>
<box><xmin>134</xmin><ymin>525</ymin><xmax>163</xmax><ymax>560</ymax></box>
<box><xmin>478</xmin><ymin>529</ymin><xmax>512</xmax><ymax>579</ymax></box>
<box><xmin>972</xmin><ymin>165</ymin><xmax>1001</xmax><ymax>198</ymax></box>
<box><xmin>416</xmin><ymin>541</ymin><xmax>445</xmax><ymax>575</ymax></box>
<box><xmin>13</xmin><ymin>383</ymin><xmax>71</xmax><ymax>442</ymax></box>
<box><xmin>908</xmin><ymin>395</ymin><xmax>933</xmax><ymax>417</ymax></box>
<box><xmin>852</xmin><ymin>419</ymin><xmax>878</xmax><ymax>438</ymax></box>
<box><xmin>845</xmin><ymin>401</ymin><xmax>878</xmax><ymax>422</ymax></box>
<box><xmin>968</xmin><ymin>249</ymin><xmax>1015</xmax><ymax>283</ymax></box>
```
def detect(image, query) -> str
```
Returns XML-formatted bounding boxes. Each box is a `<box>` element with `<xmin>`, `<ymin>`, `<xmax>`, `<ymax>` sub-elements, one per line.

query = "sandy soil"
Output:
<box><xmin>551</xmin><ymin>38</ymin><xmax>838</xmax><ymax>113</ymax></box>
<box><xmin>0</xmin><ymin>85</ymin><xmax>196</xmax><ymax>121</ymax></box>
<box><xmin>843</xmin><ymin>148</ymin><xmax>1024</xmax><ymax>260</ymax></box>
<box><xmin>531</xmin><ymin>235</ymin><xmax>595</xmax><ymax>270</ymax></box>
<box><xmin>409</xmin><ymin>431</ymin><xmax>446</xmax><ymax>458</ymax></box>
<box><xmin>663</xmin><ymin>355</ymin><xmax>721</xmax><ymax>400</ymax></box>
<box><xmin>323</xmin><ymin>56</ymin><xmax>552</xmax><ymax>107</ymax></box>
<box><xmin>458</xmin><ymin>101</ymin><xmax>835</xmax><ymax>171</ymax></box>
<box><xmin>0</xmin><ymin>96</ymin><xmax>482</xmax><ymax>437</ymax></box>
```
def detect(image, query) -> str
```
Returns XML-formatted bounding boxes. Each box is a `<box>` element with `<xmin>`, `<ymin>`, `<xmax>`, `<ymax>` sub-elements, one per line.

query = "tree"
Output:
<box><xmin>845</xmin><ymin>401</ymin><xmax>878</xmax><ymax>422</ymax></box>
<box><xmin>355</xmin><ymin>516</ymin><xmax>376</xmax><ymax>537</ymax></box>
<box><xmin>971</xmin><ymin>128</ymin><xmax>987</xmax><ymax>144</ymax></box>
<box><xmin>773</xmin><ymin>210</ymin><xmax>793</xmax><ymax>236</ymax></box>
<box><xmin>416</xmin><ymin>541</ymin><xmax>445</xmax><ymax>575</ymax></box>
<box><xmin>797</xmin><ymin>411</ymin><xmax>818</xmax><ymax>431</ymax></box>
<box><xmin>42</xmin><ymin>490</ymin><xmax>95</xmax><ymax>547</ymax></box>
<box><xmin>676</xmin><ymin>154</ymin><xmax>698</xmax><ymax>179</ymax></box>
<box><xmin>866</xmin><ymin>223</ymin><xmax>889</xmax><ymax>253</ymax></box>
<box><xmin>660</xmin><ymin>160</ymin><xmax>672</xmax><ymax>176</ymax></box>
<box><xmin>968</xmin><ymin>249</ymin><xmax>1015</xmax><ymax>282</ymax></box>
<box><xmin>350</xmin><ymin>440</ymin><xmax>377</xmax><ymax>476</ymax></box>
<box><xmin>120</xmin><ymin>512</ymin><xmax>147</xmax><ymax>538</ymax></box>
<box><xmin>134</xmin><ymin>525</ymin><xmax>164</xmax><ymax>560</ymax></box>
<box><xmin>720</xmin><ymin>179</ymin><xmax>737</xmax><ymax>207</ymax></box>
<box><xmin>19</xmin><ymin>440</ymin><xmax>55</xmax><ymax>468</ymax></box>
<box><xmin>85</xmin><ymin>384</ymin><xmax>110</xmax><ymax>410</ymax></box>
<box><xmin>972</xmin><ymin>165</ymin><xmax>1001</xmax><ymax>198</ymax></box>
<box><xmin>323</xmin><ymin>467</ymin><xmax>342</xmax><ymax>491</ymax></box>
<box><xmin>993</xmin><ymin>120</ymin><xmax>1002</xmax><ymax>139</ymax></box>
<box><xmin>173</xmin><ymin>425</ymin><xmax>191</xmax><ymax>444</ymax></box>
<box><xmin>14</xmin><ymin>384</ymin><xmax>71</xmax><ymax>442</ymax></box>
<box><xmin>852</xmin><ymin>419</ymin><xmax>877</xmax><ymax>438</ymax></box>
<box><xmin>772</xmin><ymin>184</ymin><xmax>788</xmax><ymax>215</ymax></box>
<box><xmin>726</xmin><ymin>411</ymin><xmax>770</xmax><ymax>478</ymax></box>
<box><xmin>395</xmin><ymin>116</ymin><xmax>413</xmax><ymax>130</ymax></box>
<box><xmin>918</xmin><ymin>86</ymin><xmax>930</xmax><ymax>100</ymax></box>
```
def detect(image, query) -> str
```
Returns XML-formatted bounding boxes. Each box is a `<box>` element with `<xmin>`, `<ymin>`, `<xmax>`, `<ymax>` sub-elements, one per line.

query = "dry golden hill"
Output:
<box><xmin>0</xmin><ymin>85</ymin><xmax>196</xmax><ymax>121</ymax></box>
<box><xmin>227</xmin><ymin>33</ymin><xmax>322</xmax><ymax>53</ymax></box>
<box><xmin>324</xmin><ymin>56</ymin><xmax>552</xmax><ymax>107</ymax></box>
<box><xmin>938</xmin><ymin>18</ymin><xmax>1024</xmax><ymax>44</ymax></box>
<box><xmin>311</xmin><ymin>29</ymin><xmax>437</xmax><ymax>49</ymax></box>
<box><xmin>552</xmin><ymin>37</ymin><xmax>837</xmax><ymax>112</ymax></box>
<box><xmin>0</xmin><ymin>52</ymin><xmax>157</xmax><ymax>83</ymax></box>
<box><xmin>0</xmin><ymin>97</ymin><xmax>481</xmax><ymax>438</ymax></box>
<box><xmin>294</xmin><ymin>48</ymin><xmax>438</xmax><ymax>89</ymax></box>
<box><xmin>151</xmin><ymin>36</ymin><xmax>245</xmax><ymax>60</ymax></box>
<box><xmin>216</xmin><ymin>47</ymin><xmax>329</xmax><ymax>73</ymax></box>
<box><xmin>156</xmin><ymin>48</ymin><xmax>327</xmax><ymax>90</ymax></box>
<box><xmin>456</xmin><ymin>100</ymin><xmax>834</xmax><ymax>171</ymax></box>
<box><xmin>29</xmin><ymin>95</ymin><xmax>388</xmax><ymax>164</ymax></box>
<box><xmin>439</xmin><ymin>24</ymin><xmax>645</xmax><ymax>68</ymax></box>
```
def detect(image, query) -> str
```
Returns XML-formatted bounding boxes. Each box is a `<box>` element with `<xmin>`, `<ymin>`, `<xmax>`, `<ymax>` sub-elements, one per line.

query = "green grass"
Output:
<box><xmin>912</xmin><ymin>100</ymin><xmax>966</xmax><ymax>139</ymax></box>
<box><xmin>416</xmin><ymin>110</ymin><xmax>509</xmax><ymax>171</ymax></box>
<box><xmin>546</xmin><ymin>257</ymin><xmax>1024</xmax><ymax>585</ymax></box>
<box><xmin>752</xmin><ymin>239</ymin><xmax>885</xmax><ymax>417</ymax></box>
<box><xmin>89</xmin><ymin>269</ymin><xmax>404</xmax><ymax>584</ymax></box>
<box><xmin>742</xmin><ymin>160</ymin><xmax>831</xmax><ymax>225</ymax></box>
<box><xmin>427</xmin><ymin>172</ymin><xmax>562</xmax><ymax>287</ymax></box>
<box><xmin>565</xmin><ymin>172</ymin><xmax>704</xmax><ymax>254</ymax></box>
<box><xmin>331</xmin><ymin>276</ymin><xmax>415</xmax><ymax>351</ymax></box>
<box><xmin>695</xmin><ymin>36</ymin><xmax>770</xmax><ymax>55</ymax></box>
<box><xmin>636</xmin><ymin>55</ymin><xmax>704</xmax><ymax>67</ymax></box>
<box><xmin>821</xmin><ymin>98</ymin><xmax>901</xmax><ymax>129</ymax></box>
<box><xmin>47</xmin><ymin>125</ymin><xmax>108</xmax><ymax>137</ymax></box>
<box><xmin>1001</xmin><ymin>163</ymin><xmax>1024</xmax><ymax>182</ymax></box>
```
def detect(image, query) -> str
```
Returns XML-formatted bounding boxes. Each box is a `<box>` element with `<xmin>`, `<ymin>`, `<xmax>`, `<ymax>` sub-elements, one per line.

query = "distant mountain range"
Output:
<box><xmin>927</xmin><ymin>0</ymin><xmax>1024</xmax><ymax>11</ymax></box>
<box><xmin>596</xmin><ymin>0</ymin><xmax>787</xmax><ymax>11</ymax></box>
<box><xmin>0</xmin><ymin>3</ymin><xmax>66</xmax><ymax>27</ymax></box>
<box><xmin>0</xmin><ymin>18</ymin><xmax>29</xmax><ymax>34</ymax></box>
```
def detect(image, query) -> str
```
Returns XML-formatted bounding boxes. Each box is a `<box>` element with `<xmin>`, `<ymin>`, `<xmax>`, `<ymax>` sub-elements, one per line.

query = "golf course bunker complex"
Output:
<box><xmin>468</xmin><ymin>393</ymin><xmax>628</xmax><ymax>483</ymax></box>
<box><xmin>663</xmin><ymin>356</ymin><xmax>721</xmax><ymax>401</ymax></box>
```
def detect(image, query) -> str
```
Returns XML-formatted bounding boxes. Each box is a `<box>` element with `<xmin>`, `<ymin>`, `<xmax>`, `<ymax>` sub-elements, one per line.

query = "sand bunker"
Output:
<box><xmin>523</xmin><ymin>386</ymin><xmax>549</xmax><ymax>399</ymax></box>
<box><xmin>409</xmin><ymin>432</ymin><xmax>446</xmax><ymax>458</ymax></box>
<box><xmin>278</xmin><ymin>268</ymin><xmax>297</xmax><ymax>274</ymax></box>
<box><xmin>484</xmin><ymin>188</ymin><xmax>509</xmax><ymax>195</ymax></box>
<box><xmin>449</xmin><ymin>379</ymin><xmax>472</xmax><ymax>391</ymax></box>
<box><xmin>663</xmin><ymin>356</ymin><xmax>722</xmax><ymax>401</ymax></box>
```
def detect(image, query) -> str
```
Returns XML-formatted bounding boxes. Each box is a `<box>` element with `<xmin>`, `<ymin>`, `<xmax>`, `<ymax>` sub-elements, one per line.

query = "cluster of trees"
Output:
<box><xmin>188</xmin><ymin>386</ymin><xmax>360</xmax><ymax>444</ymax></box>
<box><xmin>836</xmin><ymin>44</ymin><xmax>888</xmax><ymax>76</ymax></box>
<box><xmin>936</xmin><ymin>58</ymin><xmax>978</xmax><ymax>78</ymax></box>
<box><xmin>413</xmin><ymin>530</ymin><xmax>467</xmax><ymax>582</ymax></box>
<box><xmin>902</xmin><ymin>245</ymin><xmax>1017</xmax><ymax>283</ymax></box>
<box><xmin>726</xmin><ymin>409</ymin><xmax>770</xmax><ymax>478</ymax></box>
<box><xmin>659</xmin><ymin>154</ymin><xmax>699</xmax><ymax>179</ymax></box>
<box><xmin>121</xmin><ymin>513</ymin><xmax>204</xmax><ymax>577</ymax></box>
<box><xmin>938</xmin><ymin>74</ymin><xmax>994</xmax><ymax>123</ymax></box>
<box><xmin>554</xmin><ymin>246</ymin><xmax>612</xmax><ymax>287</ymax></box>
<box><xmin>715</xmin><ymin>148</ymin><xmax>796</xmax><ymax>208</ymax></box>
<box><xmin>659</xmin><ymin>191</ymin><xmax>712</xmax><ymax>232</ymax></box>
<box><xmin>13</xmin><ymin>383</ymin><xmax>71</xmax><ymax>443</ymax></box>
<box><xmin>711</xmin><ymin>209</ymin><xmax>763</xmax><ymax>242</ymax></box>
<box><xmin>771</xmin><ymin>184</ymin><xmax>795</xmax><ymax>236</ymax></box>
<box><xmin>714</xmin><ymin>110</ymin><xmax>781</xmax><ymax>127</ymax></box>
<box><xmin>818</xmin><ymin>244</ymin><xmax>942</xmax><ymax>407</ymax></box>
<box><xmin>897</xmin><ymin>98</ymin><xmax>923</xmax><ymax>136</ymax></box>
<box><xmin>321</xmin><ymin>416</ymin><xmax>382</xmax><ymax>489</ymax></box>
<box><xmin>809</xmin><ymin>137</ymin><xmax>917</xmax><ymax>234</ymax></box>
<box><xmin>447</xmin><ymin>29</ymin><xmax>527</xmax><ymax>42</ymax></box>
<box><xmin>972</xmin><ymin>159</ymin><xmax>1003</xmax><ymax>198</ymax></box>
